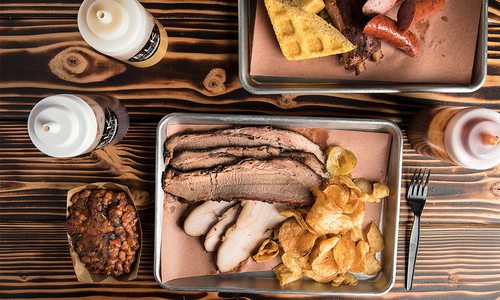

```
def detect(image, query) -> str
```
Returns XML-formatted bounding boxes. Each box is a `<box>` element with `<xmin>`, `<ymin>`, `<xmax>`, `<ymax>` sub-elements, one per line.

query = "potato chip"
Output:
<box><xmin>311</xmin><ymin>186</ymin><xmax>327</xmax><ymax>202</ymax></box>
<box><xmin>312</xmin><ymin>251</ymin><xmax>338</xmax><ymax>277</ymax></box>
<box><xmin>324</xmin><ymin>184</ymin><xmax>350</xmax><ymax>211</ymax></box>
<box><xmin>350</xmin><ymin>240</ymin><xmax>382</xmax><ymax>275</ymax></box>
<box><xmin>350</xmin><ymin>227</ymin><xmax>364</xmax><ymax>242</ymax></box>
<box><xmin>330</xmin><ymin>273</ymin><xmax>358</xmax><ymax>287</ymax></box>
<box><xmin>328</xmin><ymin>175</ymin><xmax>341</xmax><ymax>185</ymax></box>
<box><xmin>273</xmin><ymin>263</ymin><xmax>301</xmax><ymax>286</ymax></box>
<box><xmin>357</xmin><ymin>240</ymin><xmax>370</xmax><ymax>254</ymax></box>
<box><xmin>372</xmin><ymin>183</ymin><xmax>390</xmax><ymax>200</ymax></box>
<box><xmin>348</xmin><ymin>200</ymin><xmax>365</xmax><ymax>228</ymax></box>
<box><xmin>307</xmin><ymin>210</ymin><xmax>353</xmax><ymax>236</ymax></box>
<box><xmin>309</xmin><ymin>185</ymin><xmax>343</xmax><ymax>212</ymax></box>
<box><xmin>309</xmin><ymin>236</ymin><xmax>336</xmax><ymax>261</ymax></box>
<box><xmin>366</xmin><ymin>222</ymin><xmax>385</xmax><ymax>253</ymax></box>
<box><xmin>296</xmin><ymin>255</ymin><xmax>312</xmax><ymax>271</ymax></box>
<box><xmin>330</xmin><ymin>273</ymin><xmax>346</xmax><ymax>286</ymax></box>
<box><xmin>281</xmin><ymin>252</ymin><xmax>301</xmax><ymax>271</ymax></box>
<box><xmin>309</xmin><ymin>236</ymin><xmax>340</xmax><ymax>277</ymax></box>
<box><xmin>281</xmin><ymin>251</ymin><xmax>311</xmax><ymax>269</ymax></box>
<box><xmin>353</xmin><ymin>179</ymin><xmax>390</xmax><ymax>203</ymax></box>
<box><xmin>270</xmin><ymin>145</ymin><xmax>388</xmax><ymax>287</ymax></box>
<box><xmin>339</xmin><ymin>176</ymin><xmax>361</xmax><ymax>195</ymax></box>
<box><xmin>333</xmin><ymin>233</ymin><xmax>356</xmax><ymax>273</ymax></box>
<box><xmin>326</xmin><ymin>146</ymin><xmax>357</xmax><ymax>176</ymax></box>
<box><xmin>363</xmin><ymin>252</ymin><xmax>382</xmax><ymax>275</ymax></box>
<box><xmin>278</xmin><ymin>219</ymin><xmax>318</xmax><ymax>258</ymax></box>
<box><xmin>350</xmin><ymin>240</ymin><xmax>370</xmax><ymax>273</ymax></box>
<box><xmin>319</xmin><ymin>236</ymin><xmax>340</xmax><ymax>253</ymax></box>
<box><xmin>353</xmin><ymin>178</ymin><xmax>372</xmax><ymax>194</ymax></box>
<box><xmin>280</xmin><ymin>209</ymin><xmax>316</xmax><ymax>234</ymax></box>
<box><xmin>342</xmin><ymin>273</ymin><xmax>358</xmax><ymax>286</ymax></box>
<box><xmin>343</xmin><ymin>195</ymin><xmax>359</xmax><ymax>214</ymax></box>
<box><xmin>253</xmin><ymin>239</ymin><xmax>279</xmax><ymax>263</ymax></box>
<box><xmin>306</xmin><ymin>185</ymin><xmax>354</xmax><ymax>235</ymax></box>
<box><xmin>273</xmin><ymin>227</ymin><xmax>280</xmax><ymax>240</ymax></box>
<box><xmin>295</xmin><ymin>207</ymin><xmax>309</xmax><ymax>215</ymax></box>
<box><xmin>303</xmin><ymin>270</ymin><xmax>337</xmax><ymax>283</ymax></box>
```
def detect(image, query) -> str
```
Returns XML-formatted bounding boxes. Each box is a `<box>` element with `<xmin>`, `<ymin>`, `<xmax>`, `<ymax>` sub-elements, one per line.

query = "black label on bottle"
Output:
<box><xmin>129</xmin><ymin>23</ymin><xmax>161</xmax><ymax>62</ymax></box>
<box><xmin>96</xmin><ymin>108</ymin><xmax>118</xmax><ymax>150</ymax></box>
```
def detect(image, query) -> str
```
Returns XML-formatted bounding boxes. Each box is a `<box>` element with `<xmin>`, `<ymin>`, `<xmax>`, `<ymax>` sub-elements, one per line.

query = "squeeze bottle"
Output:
<box><xmin>408</xmin><ymin>107</ymin><xmax>500</xmax><ymax>170</ymax></box>
<box><xmin>28</xmin><ymin>94</ymin><xmax>129</xmax><ymax>158</ymax></box>
<box><xmin>78</xmin><ymin>0</ymin><xmax>168</xmax><ymax>67</ymax></box>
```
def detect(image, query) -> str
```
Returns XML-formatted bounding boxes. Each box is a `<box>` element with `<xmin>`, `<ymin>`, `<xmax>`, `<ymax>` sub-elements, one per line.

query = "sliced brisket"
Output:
<box><xmin>163</xmin><ymin>158</ymin><xmax>322</xmax><ymax>207</ymax></box>
<box><xmin>164</xmin><ymin>127</ymin><xmax>325</xmax><ymax>165</ymax></box>
<box><xmin>170</xmin><ymin>146</ymin><xmax>328</xmax><ymax>178</ymax></box>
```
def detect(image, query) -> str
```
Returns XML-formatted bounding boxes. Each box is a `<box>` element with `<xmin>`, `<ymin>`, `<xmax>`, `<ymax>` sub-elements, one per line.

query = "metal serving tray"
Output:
<box><xmin>238</xmin><ymin>0</ymin><xmax>488</xmax><ymax>94</ymax></box>
<box><xmin>154</xmin><ymin>113</ymin><xmax>403</xmax><ymax>296</ymax></box>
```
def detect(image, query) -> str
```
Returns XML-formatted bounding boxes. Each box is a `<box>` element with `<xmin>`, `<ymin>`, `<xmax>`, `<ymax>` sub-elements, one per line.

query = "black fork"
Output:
<box><xmin>406</xmin><ymin>169</ymin><xmax>431</xmax><ymax>291</ymax></box>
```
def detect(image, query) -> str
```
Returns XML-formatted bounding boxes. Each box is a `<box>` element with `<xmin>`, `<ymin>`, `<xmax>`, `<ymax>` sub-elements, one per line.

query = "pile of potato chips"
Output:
<box><xmin>253</xmin><ymin>146</ymin><xmax>389</xmax><ymax>287</ymax></box>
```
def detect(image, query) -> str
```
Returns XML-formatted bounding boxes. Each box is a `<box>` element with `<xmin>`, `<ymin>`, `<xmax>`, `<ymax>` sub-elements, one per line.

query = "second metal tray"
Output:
<box><xmin>238</xmin><ymin>0</ymin><xmax>488</xmax><ymax>94</ymax></box>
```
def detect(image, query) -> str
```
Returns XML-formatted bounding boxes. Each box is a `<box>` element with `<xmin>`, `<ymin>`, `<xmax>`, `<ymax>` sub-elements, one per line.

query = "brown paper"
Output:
<box><xmin>160</xmin><ymin>125</ymin><xmax>391</xmax><ymax>282</ymax></box>
<box><xmin>66</xmin><ymin>182</ymin><xmax>143</xmax><ymax>282</ymax></box>
<box><xmin>250</xmin><ymin>0</ymin><xmax>482</xmax><ymax>84</ymax></box>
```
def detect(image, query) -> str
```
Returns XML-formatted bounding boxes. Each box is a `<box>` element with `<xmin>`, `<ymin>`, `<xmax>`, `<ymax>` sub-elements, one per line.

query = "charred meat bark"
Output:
<box><xmin>324</xmin><ymin>0</ymin><xmax>383</xmax><ymax>74</ymax></box>
<box><xmin>163</xmin><ymin>158</ymin><xmax>322</xmax><ymax>207</ymax></box>
<box><xmin>171</xmin><ymin>146</ymin><xmax>328</xmax><ymax>178</ymax></box>
<box><xmin>164</xmin><ymin>127</ymin><xmax>325</xmax><ymax>165</ymax></box>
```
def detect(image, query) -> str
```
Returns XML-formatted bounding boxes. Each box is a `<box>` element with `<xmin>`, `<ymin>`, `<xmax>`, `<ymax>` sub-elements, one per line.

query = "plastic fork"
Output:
<box><xmin>406</xmin><ymin>169</ymin><xmax>431</xmax><ymax>291</ymax></box>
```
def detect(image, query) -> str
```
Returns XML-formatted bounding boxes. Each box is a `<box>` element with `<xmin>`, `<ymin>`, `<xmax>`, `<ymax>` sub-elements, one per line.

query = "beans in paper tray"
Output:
<box><xmin>66</xmin><ymin>189</ymin><xmax>140</xmax><ymax>277</ymax></box>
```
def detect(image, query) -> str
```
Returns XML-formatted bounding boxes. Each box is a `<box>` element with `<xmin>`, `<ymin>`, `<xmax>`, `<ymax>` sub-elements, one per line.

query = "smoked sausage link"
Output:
<box><xmin>362</xmin><ymin>0</ymin><xmax>401</xmax><ymax>16</ymax></box>
<box><xmin>397</xmin><ymin>0</ymin><xmax>445</xmax><ymax>32</ymax></box>
<box><xmin>363</xmin><ymin>15</ymin><xmax>420</xmax><ymax>58</ymax></box>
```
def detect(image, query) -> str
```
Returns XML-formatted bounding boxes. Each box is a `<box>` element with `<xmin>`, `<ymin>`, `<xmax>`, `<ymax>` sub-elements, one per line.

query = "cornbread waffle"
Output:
<box><xmin>292</xmin><ymin>0</ymin><xmax>325</xmax><ymax>14</ymax></box>
<box><xmin>264</xmin><ymin>0</ymin><xmax>355</xmax><ymax>61</ymax></box>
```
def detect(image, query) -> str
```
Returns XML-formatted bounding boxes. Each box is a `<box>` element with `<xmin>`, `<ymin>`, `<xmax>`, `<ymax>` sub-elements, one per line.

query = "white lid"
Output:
<box><xmin>77</xmin><ymin>0</ymin><xmax>153</xmax><ymax>59</ymax></box>
<box><xmin>27</xmin><ymin>94</ymin><xmax>97</xmax><ymax>158</ymax></box>
<box><xmin>445</xmin><ymin>108</ymin><xmax>500</xmax><ymax>170</ymax></box>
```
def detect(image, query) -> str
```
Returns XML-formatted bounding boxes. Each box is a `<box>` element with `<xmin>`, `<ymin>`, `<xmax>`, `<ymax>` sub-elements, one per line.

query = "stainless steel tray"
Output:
<box><xmin>238</xmin><ymin>0</ymin><xmax>488</xmax><ymax>94</ymax></box>
<box><xmin>154</xmin><ymin>113</ymin><xmax>403</xmax><ymax>296</ymax></box>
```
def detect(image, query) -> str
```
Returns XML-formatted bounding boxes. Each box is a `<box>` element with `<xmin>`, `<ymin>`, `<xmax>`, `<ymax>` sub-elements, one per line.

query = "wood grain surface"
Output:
<box><xmin>1</xmin><ymin>222</ymin><xmax>499</xmax><ymax>299</ymax></box>
<box><xmin>0</xmin><ymin>0</ymin><xmax>499</xmax><ymax>299</ymax></box>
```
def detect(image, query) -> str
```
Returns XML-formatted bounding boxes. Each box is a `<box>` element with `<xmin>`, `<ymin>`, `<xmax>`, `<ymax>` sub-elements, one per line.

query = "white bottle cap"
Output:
<box><xmin>78</xmin><ymin>0</ymin><xmax>153</xmax><ymax>60</ymax></box>
<box><xmin>445</xmin><ymin>108</ymin><xmax>500</xmax><ymax>170</ymax></box>
<box><xmin>28</xmin><ymin>94</ymin><xmax>97</xmax><ymax>158</ymax></box>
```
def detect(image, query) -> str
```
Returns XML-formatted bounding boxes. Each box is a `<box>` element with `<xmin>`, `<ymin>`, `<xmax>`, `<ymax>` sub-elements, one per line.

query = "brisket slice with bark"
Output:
<box><xmin>164</xmin><ymin>126</ymin><xmax>325</xmax><ymax>165</ymax></box>
<box><xmin>163</xmin><ymin>158</ymin><xmax>322</xmax><ymax>207</ymax></box>
<box><xmin>170</xmin><ymin>145</ymin><xmax>328</xmax><ymax>178</ymax></box>
<box><xmin>324</xmin><ymin>0</ymin><xmax>383</xmax><ymax>74</ymax></box>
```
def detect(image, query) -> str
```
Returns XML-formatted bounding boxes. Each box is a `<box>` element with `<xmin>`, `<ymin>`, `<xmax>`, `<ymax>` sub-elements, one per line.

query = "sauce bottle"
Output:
<box><xmin>78</xmin><ymin>0</ymin><xmax>168</xmax><ymax>68</ymax></box>
<box><xmin>28</xmin><ymin>94</ymin><xmax>129</xmax><ymax>158</ymax></box>
<box><xmin>408</xmin><ymin>107</ymin><xmax>500</xmax><ymax>170</ymax></box>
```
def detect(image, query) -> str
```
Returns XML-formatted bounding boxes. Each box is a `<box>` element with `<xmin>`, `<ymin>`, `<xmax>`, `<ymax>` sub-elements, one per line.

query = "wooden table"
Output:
<box><xmin>0</xmin><ymin>1</ymin><xmax>499</xmax><ymax>299</ymax></box>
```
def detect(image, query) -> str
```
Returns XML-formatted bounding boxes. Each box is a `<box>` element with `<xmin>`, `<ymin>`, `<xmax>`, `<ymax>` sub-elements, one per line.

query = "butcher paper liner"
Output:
<box><xmin>250</xmin><ymin>0</ymin><xmax>482</xmax><ymax>85</ymax></box>
<box><xmin>160</xmin><ymin>125</ymin><xmax>392</xmax><ymax>282</ymax></box>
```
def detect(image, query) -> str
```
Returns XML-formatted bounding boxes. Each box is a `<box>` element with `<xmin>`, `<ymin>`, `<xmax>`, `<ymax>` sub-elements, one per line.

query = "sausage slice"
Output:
<box><xmin>364</xmin><ymin>15</ymin><xmax>420</xmax><ymax>58</ymax></box>
<box><xmin>397</xmin><ymin>0</ymin><xmax>445</xmax><ymax>32</ymax></box>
